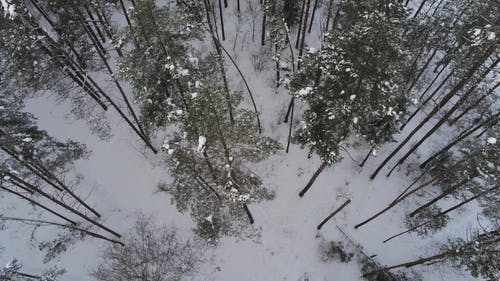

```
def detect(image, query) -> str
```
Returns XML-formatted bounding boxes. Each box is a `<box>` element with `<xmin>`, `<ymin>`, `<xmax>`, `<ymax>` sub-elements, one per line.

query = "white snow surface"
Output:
<box><xmin>0</xmin><ymin>1</ymin><xmax>485</xmax><ymax>281</ymax></box>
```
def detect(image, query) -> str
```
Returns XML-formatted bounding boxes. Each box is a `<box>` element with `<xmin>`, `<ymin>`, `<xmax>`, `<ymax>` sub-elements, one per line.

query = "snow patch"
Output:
<box><xmin>197</xmin><ymin>136</ymin><xmax>206</xmax><ymax>152</ymax></box>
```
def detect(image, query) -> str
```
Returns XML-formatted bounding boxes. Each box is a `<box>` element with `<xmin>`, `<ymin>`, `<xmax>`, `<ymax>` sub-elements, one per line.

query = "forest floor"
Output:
<box><xmin>0</xmin><ymin>1</ymin><xmax>483</xmax><ymax>281</ymax></box>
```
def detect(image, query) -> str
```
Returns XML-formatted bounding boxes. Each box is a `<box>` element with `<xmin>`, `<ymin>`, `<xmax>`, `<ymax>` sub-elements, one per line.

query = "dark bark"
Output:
<box><xmin>1</xmin><ymin>217</ymin><xmax>124</xmax><ymax>246</ymax></box>
<box><xmin>243</xmin><ymin>203</ymin><xmax>255</xmax><ymax>224</ymax></box>
<box><xmin>286</xmin><ymin>98</ymin><xmax>295</xmax><ymax>153</ymax></box>
<box><xmin>0</xmin><ymin>185</ymin><xmax>77</xmax><ymax>225</ymax></box>
<box><xmin>413</xmin><ymin>0</ymin><xmax>428</xmax><ymax>18</ymax></box>
<box><xmin>383</xmin><ymin>185</ymin><xmax>500</xmax><ymax>243</ymax></box>
<box><xmin>359</xmin><ymin>149</ymin><xmax>373</xmax><ymax>167</ymax></box>
<box><xmin>317</xmin><ymin>199</ymin><xmax>351</xmax><ymax>230</ymax></box>
<box><xmin>307</xmin><ymin>0</ymin><xmax>319</xmax><ymax>33</ymax></box>
<box><xmin>119</xmin><ymin>0</ymin><xmax>132</xmax><ymax>27</ymax></box>
<box><xmin>299</xmin><ymin>162</ymin><xmax>327</xmax><ymax>197</ymax></box>
<box><xmin>297</xmin><ymin>0</ymin><xmax>312</xmax><ymax>69</ymax></box>
<box><xmin>355</xmin><ymin>174</ymin><xmax>440</xmax><ymax>229</ymax></box>
<box><xmin>408</xmin><ymin>178</ymin><xmax>469</xmax><ymax>217</ymax></box>
<box><xmin>388</xmin><ymin>56</ymin><xmax>499</xmax><ymax>176</ymax></box>
<box><xmin>295</xmin><ymin>0</ymin><xmax>306</xmax><ymax>49</ymax></box>
<box><xmin>371</xmin><ymin>45</ymin><xmax>494</xmax><ymax>179</ymax></box>
<box><xmin>450</xmin><ymin>81</ymin><xmax>500</xmax><ymax>126</ymax></box>
<box><xmin>218</xmin><ymin>0</ymin><xmax>226</xmax><ymax>40</ymax></box>
<box><xmin>420</xmin><ymin>112</ymin><xmax>500</xmax><ymax>168</ymax></box>
<box><xmin>5</xmin><ymin>173</ymin><xmax>121</xmax><ymax>238</ymax></box>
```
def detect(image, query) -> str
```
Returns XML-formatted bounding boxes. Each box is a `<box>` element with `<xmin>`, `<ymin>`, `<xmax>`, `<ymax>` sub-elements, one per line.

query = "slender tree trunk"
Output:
<box><xmin>0</xmin><ymin>186</ymin><xmax>77</xmax><ymax>225</ymax></box>
<box><xmin>413</xmin><ymin>0</ymin><xmax>428</xmax><ymax>18</ymax></box>
<box><xmin>307</xmin><ymin>0</ymin><xmax>319</xmax><ymax>33</ymax></box>
<box><xmin>359</xmin><ymin>149</ymin><xmax>373</xmax><ymax>167</ymax></box>
<box><xmin>370</xmin><ymin>46</ymin><xmax>494</xmax><ymax>179</ymax></box>
<box><xmin>408</xmin><ymin>178</ymin><xmax>469</xmax><ymax>217</ymax></box>
<box><xmin>297</xmin><ymin>0</ymin><xmax>312</xmax><ymax>69</ymax></box>
<box><xmin>450</xmin><ymin>82</ymin><xmax>500</xmax><ymax>125</ymax></box>
<box><xmin>299</xmin><ymin>162</ymin><xmax>327</xmax><ymax>197</ymax></box>
<box><xmin>27</xmin><ymin>0</ymin><xmax>87</xmax><ymax>67</ymax></box>
<box><xmin>1</xmin><ymin>217</ymin><xmax>124</xmax><ymax>246</ymax></box>
<box><xmin>218</xmin><ymin>0</ymin><xmax>226</xmax><ymax>40</ymax></box>
<box><xmin>77</xmin><ymin>8</ymin><xmax>148</xmax><ymax>140</ymax></box>
<box><xmin>295</xmin><ymin>0</ymin><xmax>306</xmax><ymax>49</ymax></box>
<box><xmin>275</xmin><ymin>44</ymin><xmax>280</xmax><ymax>88</ymax></box>
<box><xmin>401</xmin><ymin>68</ymin><xmax>455</xmax><ymax>130</ymax></box>
<box><xmin>317</xmin><ymin>199</ymin><xmax>351</xmax><ymax>230</ymax></box>
<box><xmin>418</xmin><ymin>61</ymin><xmax>447</xmax><ymax>100</ymax></box>
<box><xmin>420</xmin><ymin>112</ymin><xmax>500</xmax><ymax>168</ymax></box>
<box><xmin>5</xmin><ymin>173</ymin><xmax>121</xmax><ymax>238</ymax></box>
<box><xmin>324</xmin><ymin>0</ymin><xmax>334</xmax><ymax>33</ymax></box>
<box><xmin>355</xmin><ymin>174</ymin><xmax>440</xmax><ymax>229</ymax></box>
<box><xmin>84</xmin><ymin>5</ymin><xmax>106</xmax><ymax>43</ymax></box>
<box><xmin>93</xmin><ymin>2</ymin><xmax>124</xmax><ymax>57</ymax></box>
<box><xmin>261</xmin><ymin>0</ymin><xmax>266</xmax><ymax>45</ymax></box>
<box><xmin>407</xmin><ymin>49</ymin><xmax>437</xmax><ymax>94</ymax></box>
<box><xmin>285</xmin><ymin>98</ymin><xmax>295</xmax><ymax>153</ymax></box>
<box><xmin>243</xmin><ymin>203</ymin><xmax>255</xmax><ymax>224</ymax></box>
<box><xmin>216</xmin><ymin>39</ymin><xmax>262</xmax><ymax>132</ymax></box>
<box><xmin>384</xmin><ymin>185</ymin><xmax>499</xmax><ymax>243</ymax></box>
<box><xmin>203</xmin><ymin>0</ymin><xmax>234</xmax><ymax>124</ymax></box>
<box><xmin>387</xmin><ymin>56</ymin><xmax>499</xmax><ymax>176</ymax></box>
<box><xmin>119</xmin><ymin>0</ymin><xmax>132</xmax><ymax>27</ymax></box>
<box><xmin>363</xmin><ymin>252</ymin><xmax>449</xmax><ymax>277</ymax></box>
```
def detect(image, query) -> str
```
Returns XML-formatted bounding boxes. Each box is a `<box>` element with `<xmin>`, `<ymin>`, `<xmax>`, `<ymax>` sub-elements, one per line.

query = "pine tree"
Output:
<box><xmin>291</xmin><ymin>0</ymin><xmax>411</xmax><ymax>195</ymax></box>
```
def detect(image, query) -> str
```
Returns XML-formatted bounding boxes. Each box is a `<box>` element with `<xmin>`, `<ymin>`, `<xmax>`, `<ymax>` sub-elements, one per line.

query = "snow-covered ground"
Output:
<box><xmin>0</xmin><ymin>1</ymin><xmax>485</xmax><ymax>281</ymax></box>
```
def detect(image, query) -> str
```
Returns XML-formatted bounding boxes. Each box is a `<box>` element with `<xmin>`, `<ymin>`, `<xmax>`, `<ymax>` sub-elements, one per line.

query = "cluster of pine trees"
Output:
<box><xmin>0</xmin><ymin>0</ymin><xmax>498</xmax><ymax>279</ymax></box>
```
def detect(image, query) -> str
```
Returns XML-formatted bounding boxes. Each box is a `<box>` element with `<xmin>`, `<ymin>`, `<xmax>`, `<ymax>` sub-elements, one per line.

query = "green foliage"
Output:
<box><xmin>291</xmin><ymin>0</ymin><xmax>410</xmax><ymax>164</ymax></box>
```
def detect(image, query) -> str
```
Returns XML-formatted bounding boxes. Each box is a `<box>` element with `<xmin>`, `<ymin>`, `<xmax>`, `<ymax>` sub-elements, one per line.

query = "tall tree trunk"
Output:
<box><xmin>1</xmin><ymin>217</ymin><xmax>123</xmax><ymax>246</ymax></box>
<box><xmin>317</xmin><ymin>199</ymin><xmax>351</xmax><ymax>230</ymax></box>
<box><xmin>307</xmin><ymin>0</ymin><xmax>319</xmax><ymax>33</ymax></box>
<box><xmin>355</xmin><ymin>174</ymin><xmax>441</xmax><ymax>229</ymax></box>
<box><xmin>370</xmin><ymin>45</ymin><xmax>494</xmax><ymax>179</ymax></box>
<box><xmin>387</xmin><ymin>56</ymin><xmax>499</xmax><ymax>176</ymax></box>
<box><xmin>408</xmin><ymin>178</ymin><xmax>469</xmax><ymax>217</ymax></box>
<box><xmin>297</xmin><ymin>0</ymin><xmax>312</xmax><ymax>69</ymax></box>
<box><xmin>299</xmin><ymin>162</ymin><xmax>327</xmax><ymax>197</ymax></box>
<box><xmin>450</xmin><ymin>81</ymin><xmax>500</xmax><ymax>126</ymax></box>
<box><xmin>216</xmin><ymin>38</ymin><xmax>262</xmax><ymax>132</ymax></box>
<box><xmin>119</xmin><ymin>0</ymin><xmax>132</xmax><ymax>27</ymax></box>
<box><xmin>84</xmin><ymin>5</ymin><xmax>106</xmax><ymax>43</ymax></box>
<box><xmin>359</xmin><ymin>149</ymin><xmax>373</xmax><ymax>167</ymax></box>
<box><xmin>243</xmin><ymin>203</ymin><xmax>254</xmax><ymax>224</ymax></box>
<box><xmin>203</xmin><ymin>0</ymin><xmax>234</xmax><ymax>124</ymax></box>
<box><xmin>383</xmin><ymin>185</ymin><xmax>500</xmax><ymax>243</ymax></box>
<box><xmin>401</xmin><ymin>68</ymin><xmax>455</xmax><ymax>130</ymax></box>
<box><xmin>261</xmin><ymin>0</ymin><xmax>266</xmax><ymax>45</ymax></box>
<box><xmin>413</xmin><ymin>0</ymin><xmax>428</xmax><ymax>18</ymax></box>
<box><xmin>285</xmin><ymin>98</ymin><xmax>295</xmax><ymax>153</ymax></box>
<box><xmin>407</xmin><ymin>49</ymin><xmax>437</xmax><ymax>94</ymax></box>
<box><xmin>76</xmin><ymin>8</ymin><xmax>148</xmax><ymax>140</ymax></box>
<box><xmin>420</xmin><ymin>112</ymin><xmax>500</xmax><ymax>168</ymax></box>
<box><xmin>0</xmin><ymin>186</ymin><xmax>77</xmax><ymax>225</ymax></box>
<box><xmin>295</xmin><ymin>0</ymin><xmax>306</xmax><ymax>49</ymax></box>
<box><xmin>218</xmin><ymin>0</ymin><xmax>226</xmax><ymax>40</ymax></box>
<box><xmin>363</xmin><ymin>252</ymin><xmax>449</xmax><ymax>277</ymax></box>
<box><xmin>5</xmin><ymin>173</ymin><xmax>121</xmax><ymax>238</ymax></box>
<box><xmin>418</xmin><ymin>61</ymin><xmax>447</xmax><ymax>100</ymax></box>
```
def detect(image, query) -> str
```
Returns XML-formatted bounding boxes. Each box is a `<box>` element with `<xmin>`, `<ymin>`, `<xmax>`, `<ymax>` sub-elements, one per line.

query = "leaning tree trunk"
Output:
<box><xmin>370</xmin><ymin>45</ymin><xmax>494</xmax><ymax>179</ymax></box>
<box><xmin>408</xmin><ymin>178</ymin><xmax>469</xmax><ymax>217</ymax></box>
<box><xmin>299</xmin><ymin>162</ymin><xmax>327</xmax><ymax>197</ymax></box>
<box><xmin>450</xmin><ymin>81</ymin><xmax>500</xmax><ymax>125</ymax></box>
<box><xmin>317</xmin><ymin>199</ymin><xmax>351</xmax><ymax>230</ymax></box>
<box><xmin>387</xmin><ymin>56</ymin><xmax>499</xmax><ymax>176</ymax></box>
<box><xmin>420</xmin><ymin>111</ymin><xmax>500</xmax><ymax>168</ymax></box>
<box><xmin>355</xmin><ymin>173</ymin><xmax>441</xmax><ymax>229</ymax></box>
